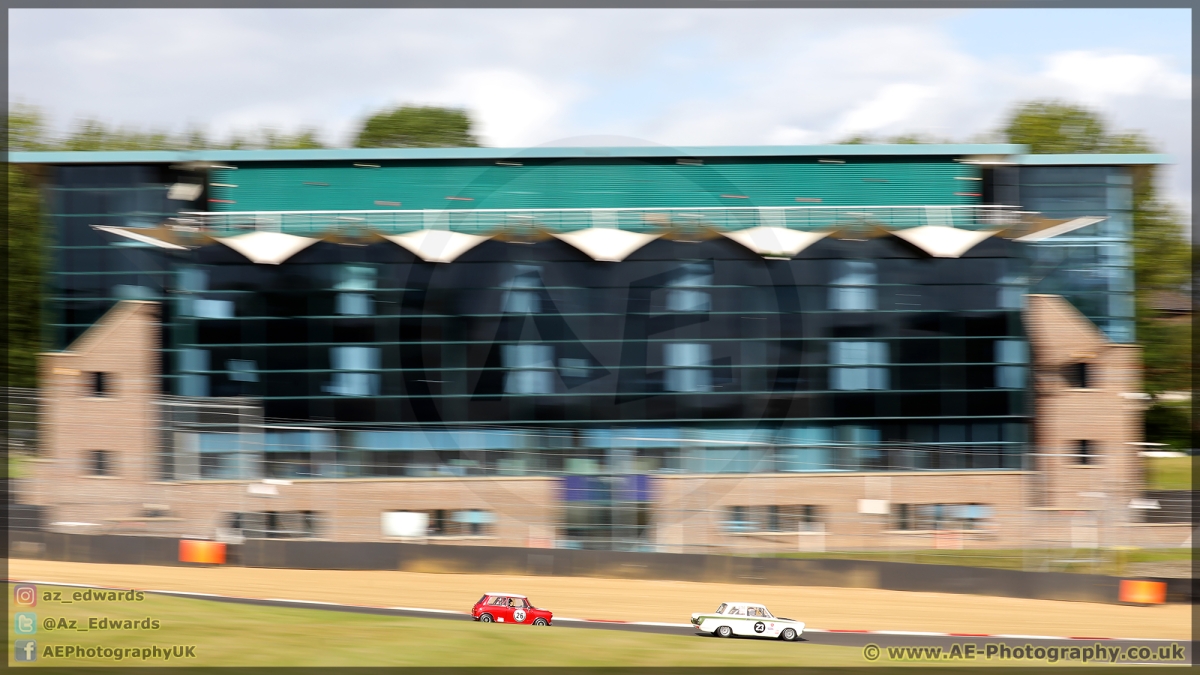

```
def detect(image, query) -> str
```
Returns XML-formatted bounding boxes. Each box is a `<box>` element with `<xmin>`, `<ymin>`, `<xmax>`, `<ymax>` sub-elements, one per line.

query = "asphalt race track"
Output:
<box><xmin>145</xmin><ymin>589</ymin><xmax>1190</xmax><ymax>665</ymax></box>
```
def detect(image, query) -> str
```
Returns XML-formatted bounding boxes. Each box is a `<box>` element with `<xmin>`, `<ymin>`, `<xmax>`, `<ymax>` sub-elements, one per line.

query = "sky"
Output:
<box><xmin>8</xmin><ymin>8</ymin><xmax>1192</xmax><ymax>211</ymax></box>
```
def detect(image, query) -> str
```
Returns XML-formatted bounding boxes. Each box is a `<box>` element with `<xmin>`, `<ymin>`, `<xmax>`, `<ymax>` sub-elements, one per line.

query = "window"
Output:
<box><xmin>503</xmin><ymin>344</ymin><xmax>555</xmax><ymax>394</ymax></box>
<box><xmin>226</xmin><ymin>511</ymin><xmax>321</xmax><ymax>539</ymax></box>
<box><xmin>725</xmin><ymin>506</ymin><xmax>752</xmax><ymax>532</ymax></box>
<box><xmin>192</xmin><ymin>298</ymin><xmax>235</xmax><ymax>319</ymax></box>
<box><xmin>664</xmin><ymin>342</ymin><xmax>712</xmax><ymax>392</ymax></box>
<box><xmin>895</xmin><ymin>503</ymin><xmax>992</xmax><ymax>531</ymax></box>
<box><xmin>178</xmin><ymin>349</ymin><xmax>210</xmax><ymax>397</ymax></box>
<box><xmin>88</xmin><ymin>372</ymin><xmax>109</xmax><ymax>397</ymax></box>
<box><xmin>422</xmin><ymin>509</ymin><xmax>495</xmax><ymax>536</ymax></box>
<box><xmin>997</xmin><ymin>274</ymin><xmax>1025</xmax><ymax>309</ymax></box>
<box><xmin>335</xmin><ymin>265</ymin><xmax>376</xmax><ymax>316</ymax></box>
<box><xmin>994</xmin><ymin>340</ymin><xmax>1027</xmax><ymax>389</ymax></box>
<box><xmin>829</xmin><ymin>261</ymin><xmax>877</xmax><ymax>310</ymax></box>
<box><xmin>1065</xmin><ymin>362</ymin><xmax>1090</xmax><ymax>389</ymax></box>
<box><xmin>1076</xmin><ymin>439</ymin><xmax>1092</xmax><ymax>465</ymax></box>
<box><xmin>724</xmin><ymin>505</ymin><xmax>819</xmax><ymax>532</ymax></box>
<box><xmin>502</xmin><ymin>266</ymin><xmax>543</xmax><ymax>314</ymax></box>
<box><xmin>559</xmin><ymin>358</ymin><xmax>589</xmax><ymax>378</ymax></box>
<box><xmin>800</xmin><ymin>505</ymin><xmax>820</xmax><ymax>531</ymax></box>
<box><xmin>327</xmin><ymin>347</ymin><xmax>380</xmax><ymax>397</ymax></box>
<box><xmin>829</xmin><ymin>341</ymin><xmax>889</xmax><ymax>391</ymax></box>
<box><xmin>89</xmin><ymin>450</ymin><xmax>111</xmax><ymax>477</ymax></box>
<box><xmin>336</xmin><ymin>293</ymin><xmax>374</xmax><ymax>316</ymax></box>
<box><xmin>227</xmin><ymin>360</ymin><xmax>259</xmax><ymax>382</ymax></box>
<box><xmin>667</xmin><ymin>263</ymin><xmax>712</xmax><ymax>312</ymax></box>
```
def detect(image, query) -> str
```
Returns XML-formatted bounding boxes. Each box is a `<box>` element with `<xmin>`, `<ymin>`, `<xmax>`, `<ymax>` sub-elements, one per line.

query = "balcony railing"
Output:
<box><xmin>177</xmin><ymin>204</ymin><xmax>1027</xmax><ymax>236</ymax></box>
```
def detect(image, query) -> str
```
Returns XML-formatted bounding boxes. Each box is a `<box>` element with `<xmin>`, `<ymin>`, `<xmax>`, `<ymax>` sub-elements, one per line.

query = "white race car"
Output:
<box><xmin>691</xmin><ymin>602</ymin><xmax>805</xmax><ymax>641</ymax></box>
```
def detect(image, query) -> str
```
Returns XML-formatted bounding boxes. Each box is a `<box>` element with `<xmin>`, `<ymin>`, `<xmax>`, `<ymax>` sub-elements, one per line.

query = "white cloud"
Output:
<box><xmin>1043</xmin><ymin>50</ymin><xmax>1191</xmax><ymax>103</ymax></box>
<box><xmin>7</xmin><ymin>9</ymin><xmax>1190</xmax><ymax>211</ymax></box>
<box><xmin>408</xmin><ymin>69</ymin><xmax>585</xmax><ymax>147</ymax></box>
<box><xmin>834</xmin><ymin>84</ymin><xmax>940</xmax><ymax>136</ymax></box>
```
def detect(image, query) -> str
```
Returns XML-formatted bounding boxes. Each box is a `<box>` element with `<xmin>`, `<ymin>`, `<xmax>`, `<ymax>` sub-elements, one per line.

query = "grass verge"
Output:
<box><xmin>756</xmin><ymin>548</ymin><xmax>1191</xmax><ymax>574</ymax></box>
<box><xmin>1147</xmin><ymin>456</ymin><xmax>1193</xmax><ymax>491</ymax></box>
<box><xmin>8</xmin><ymin>583</ymin><xmax>864</xmax><ymax>667</ymax></box>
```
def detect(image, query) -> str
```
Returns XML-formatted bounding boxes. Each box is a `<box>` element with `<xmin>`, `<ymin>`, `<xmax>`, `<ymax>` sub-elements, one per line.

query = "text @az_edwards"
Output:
<box><xmin>862</xmin><ymin>642</ymin><xmax>1188</xmax><ymax>664</ymax></box>
<box><xmin>40</xmin><ymin>616</ymin><xmax>161</xmax><ymax>631</ymax></box>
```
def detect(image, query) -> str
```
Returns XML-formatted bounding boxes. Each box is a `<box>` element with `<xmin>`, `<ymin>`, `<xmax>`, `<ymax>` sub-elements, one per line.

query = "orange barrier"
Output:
<box><xmin>179</xmin><ymin>540</ymin><xmax>226</xmax><ymax>565</ymax></box>
<box><xmin>1118</xmin><ymin>579</ymin><xmax>1166</xmax><ymax>605</ymax></box>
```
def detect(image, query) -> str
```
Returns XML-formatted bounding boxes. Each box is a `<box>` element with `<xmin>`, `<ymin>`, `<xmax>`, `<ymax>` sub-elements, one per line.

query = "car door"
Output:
<box><xmin>490</xmin><ymin>596</ymin><xmax>514</xmax><ymax>623</ymax></box>
<box><xmin>727</xmin><ymin>606</ymin><xmax>750</xmax><ymax>636</ymax></box>
<box><xmin>511</xmin><ymin>598</ymin><xmax>531</xmax><ymax>624</ymax></box>
<box><xmin>742</xmin><ymin>608</ymin><xmax>761</xmax><ymax>637</ymax></box>
<box><xmin>752</xmin><ymin>608</ymin><xmax>777</xmax><ymax>637</ymax></box>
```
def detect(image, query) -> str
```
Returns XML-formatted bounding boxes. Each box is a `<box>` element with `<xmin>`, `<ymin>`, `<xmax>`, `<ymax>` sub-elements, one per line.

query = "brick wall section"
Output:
<box><xmin>1024</xmin><ymin>294</ymin><xmax>1144</xmax><ymax>518</ymax></box>
<box><xmin>653</xmin><ymin>471</ymin><xmax>1032</xmax><ymax>552</ymax></box>
<box><xmin>32</xmin><ymin>301</ymin><xmax>162</xmax><ymax>526</ymax></box>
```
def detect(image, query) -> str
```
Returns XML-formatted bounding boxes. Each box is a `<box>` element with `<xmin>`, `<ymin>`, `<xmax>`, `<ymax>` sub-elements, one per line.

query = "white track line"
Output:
<box><xmin>386</xmin><ymin>606</ymin><xmax>466</xmax><ymax>615</ymax></box>
<box><xmin>6</xmin><ymin>579</ymin><xmax>1181</xmax><ymax>643</ymax></box>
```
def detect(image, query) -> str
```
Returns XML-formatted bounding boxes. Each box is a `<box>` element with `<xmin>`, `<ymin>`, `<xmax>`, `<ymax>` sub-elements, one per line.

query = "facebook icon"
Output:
<box><xmin>15</xmin><ymin>640</ymin><xmax>37</xmax><ymax>662</ymax></box>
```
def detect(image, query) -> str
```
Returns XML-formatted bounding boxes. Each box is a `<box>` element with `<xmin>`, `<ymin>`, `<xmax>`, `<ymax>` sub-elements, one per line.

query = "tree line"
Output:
<box><xmin>4</xmin><ymin>100</ymin><xmax>1191</xmax><ymax>444</ymax></box>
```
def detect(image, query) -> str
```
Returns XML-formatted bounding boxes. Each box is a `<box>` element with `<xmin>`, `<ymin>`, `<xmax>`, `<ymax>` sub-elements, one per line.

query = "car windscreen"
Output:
<box><xmin>715</xmin><ymin>603</ymin><xmax>727</xmax><ymax>614</ymax></box>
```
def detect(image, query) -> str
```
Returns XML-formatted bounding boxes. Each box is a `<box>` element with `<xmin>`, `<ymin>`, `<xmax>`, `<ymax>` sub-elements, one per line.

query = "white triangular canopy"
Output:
<box><xmin>1014</xmin><ymin>217</ymin><xmax>1106</xmax><ymax>243</ymax></box>
<box><xmin>93</xmin><ymin>225</ymin><xmax>188</xmax><ymax>250</ymax></box>
<box><xmin>890</xmin><ymin>225</ymin><xmax>997</xmax><ymax>258</ymax></box>
<box><xmin>552</xmin><ymin>227</ymin><xmax>659</xmax><ymax>262</ymax></box>
<box><xmin>217</xmin><ymin>231</ymin><xmax>320</xmax><ymax>265</ymax></box>
<box><xmin>721</xmin><ymin>226</ymin><xmax>827</xmax><ymax>258</ymax></box>
<box><xmin>384</xmin><ymin>229</ymin><xmax>490</xmax><ymax>263</ymax></box>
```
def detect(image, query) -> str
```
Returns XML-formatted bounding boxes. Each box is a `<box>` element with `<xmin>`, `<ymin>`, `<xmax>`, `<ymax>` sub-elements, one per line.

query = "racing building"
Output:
<box><xmin>13</xmin><ymin>144</ymin><xmax>1169</xmax><ymax>551</ymax></box>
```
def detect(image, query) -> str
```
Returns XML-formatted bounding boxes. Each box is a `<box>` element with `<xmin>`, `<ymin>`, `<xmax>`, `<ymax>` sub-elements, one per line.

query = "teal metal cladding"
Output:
<box><xmin>210</xmin><ymin>158</ymin><xmax>979</xmax><ymax>212</ymax></box>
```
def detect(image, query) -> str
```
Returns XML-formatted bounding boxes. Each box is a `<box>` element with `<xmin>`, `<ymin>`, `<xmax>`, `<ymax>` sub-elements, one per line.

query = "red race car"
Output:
<box><xmin>471</xmin><ymin>592</ymin><xmax>553</xmax><ymax>626</ymax></box>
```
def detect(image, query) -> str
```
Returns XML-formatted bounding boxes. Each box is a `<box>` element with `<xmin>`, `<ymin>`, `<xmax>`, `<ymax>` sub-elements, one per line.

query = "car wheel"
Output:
<box><xmin>780</xmin><ymin>628</ymin><xmax>798</xmax><ymax>642</ymax></box>
<box><xmin>716</xmin><ymin>625</ymin><xmax>733</xmax><ymax>638</ymax></box>
<box><xmin>480</xmin><ymin>614</ymin><xmax>494</xmax><ymax>623</ymax></box>
<box><xmin>533</xmin><ymin>618</ymin><xmax>548</xmax><ymax>626</ymax></box>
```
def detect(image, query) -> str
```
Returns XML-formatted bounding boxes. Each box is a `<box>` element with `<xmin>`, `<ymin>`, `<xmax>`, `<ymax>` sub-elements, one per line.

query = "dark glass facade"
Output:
<box><xmin>46</xmin><ymin>164</ymin><xmax>205</xmax><ymax>349</ymax></box>
<box><xmin>1018</xmin><ymin>166</ymin><xmax>1136</xmax><ymax>343</ymax></box>
<box><xmin>161</xmin><ymin>232</ymin><xmax>1029</xmax><ymax>478</ymax></box>
<box><xmin>38</xmin><ymin>154</ymin><xmax>1156</xmax><ymax>486</ymax></box>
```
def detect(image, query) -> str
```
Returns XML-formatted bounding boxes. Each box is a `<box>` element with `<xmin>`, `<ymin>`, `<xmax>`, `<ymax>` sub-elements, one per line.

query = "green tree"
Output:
<box><xmin>6</xmin><ymin>106</ymin><xmax>49</xmax><ymax>388</ymax></box>
<box><xmin>1002</xmin><ymin>100</ymin><xmax>1114</xmax><ymax>154</ymax></box>
<box><xmin>1003</xmin><ymin>99</ymin><xmax>1192</xmax><ymax>398</ymax></box>
<box><xmin>225</xmin><ymin>127</ymin><xmax>326</xmax><ymax>150</ymax></box>
<box><xmin>354</xmin><ymin>105</ymin><xmax>479</xmax><ymax>148</ymax></box>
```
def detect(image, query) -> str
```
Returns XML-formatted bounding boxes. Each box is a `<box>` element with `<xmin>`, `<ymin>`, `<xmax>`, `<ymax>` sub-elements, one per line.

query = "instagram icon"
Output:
<box><xmin>14</xmin><ymin>584</ymin><xmax>37</xmax><ymax>607</ymax></box>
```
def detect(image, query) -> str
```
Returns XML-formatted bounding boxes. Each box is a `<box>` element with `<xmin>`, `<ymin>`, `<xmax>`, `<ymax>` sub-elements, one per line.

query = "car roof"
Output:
<box><xmin>722</xmin><ymin>602</ymin><xmax>766</xmax><ymax>607</ymax></box>
<box><xmin>484</xmin><ymin>592</ymin><xmax>528</xmax><ymax>598</ymax></box>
